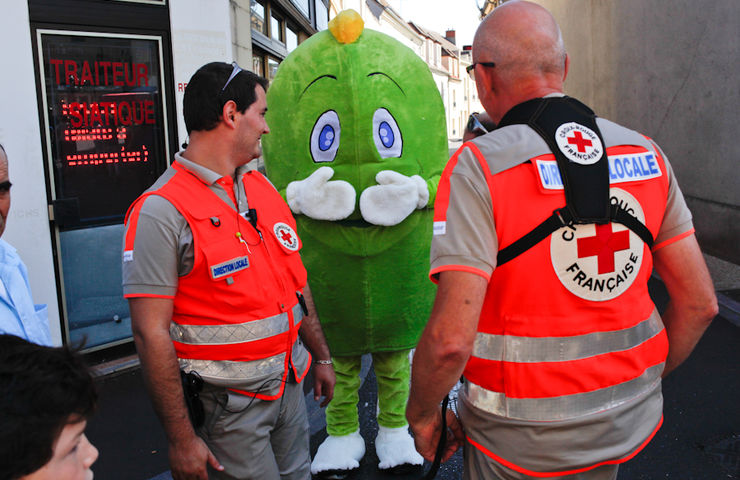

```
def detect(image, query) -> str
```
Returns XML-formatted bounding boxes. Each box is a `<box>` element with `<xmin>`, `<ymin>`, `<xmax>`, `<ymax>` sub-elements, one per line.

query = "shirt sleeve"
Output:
<box><xmin>430</xmin><ymin>147</ymin><xmax>498</xmax><ymax>282</ymax></box>
<box><xmin>0</xmin><ymin>246</ymin><xmax>51</xmax><ymax>345</ymax></box>
<box><xmin>652</xmin><ymin>144</ymin><xmax>694</xmax><ymax>250</ymax></box>
<box><xmin>122</xmin><ymin>195</ymin><xmax>192</xmax><ymax>298</ymax></box>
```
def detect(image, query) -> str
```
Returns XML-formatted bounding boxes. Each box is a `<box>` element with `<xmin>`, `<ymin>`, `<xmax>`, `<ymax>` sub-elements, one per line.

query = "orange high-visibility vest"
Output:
<box><xmin>457</xmin><ymin>139</ymin><xmax>675</xmax><ymax>475</ymax></box>
<box><xmin>126</xmin><ymin>162</ymin><xmax>309</xmax><ymax>400</ymax></box>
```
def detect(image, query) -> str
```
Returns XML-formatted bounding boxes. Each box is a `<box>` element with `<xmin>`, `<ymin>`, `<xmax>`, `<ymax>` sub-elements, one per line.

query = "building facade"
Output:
<box><xmin>330</xmin><ymin>0</ymin><xmax>483</xmax><ymax>141</ymax></box>
<box><xmin>530</xmin><ymin>0</ymin><xmax>739</xmax><ymax>265</ymax></box>
<box><xmin>0</xmin><ymin>0</ymin><xmax>328</xmax><ymax>351</ymax></box>
<box><xmin>0</xmin><ymin>0</ymin><xmax>488</xmax><ymax>353</ymax></box>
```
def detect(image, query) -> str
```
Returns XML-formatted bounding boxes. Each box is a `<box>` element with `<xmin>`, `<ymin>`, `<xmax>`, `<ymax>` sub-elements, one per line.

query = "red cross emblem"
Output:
<box><xmin>577</xmin><ymin>224</ymin><xmax>630</xmax><ymax>274</ymax></box>
<box><xmin>273</xmin><ymin>222</ymin><xmax>299</xmax><ymax>251</ymax></box>
<box><xmin>567</xmin><ymin>131</ymin><xmax>593</xmax><ymax>153</ymax></box>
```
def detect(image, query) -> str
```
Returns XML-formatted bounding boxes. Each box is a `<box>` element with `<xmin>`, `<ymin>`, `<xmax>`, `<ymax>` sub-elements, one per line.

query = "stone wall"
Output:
<box><xmin>532</xmin><ymin>0</ymin><xmax>740</xmax><ymax>263</ymax></box>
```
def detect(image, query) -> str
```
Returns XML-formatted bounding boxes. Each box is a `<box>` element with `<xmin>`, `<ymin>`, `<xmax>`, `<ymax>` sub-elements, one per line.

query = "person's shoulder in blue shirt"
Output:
<box><xmin>0</xmin><ymin>144</ymin><xmax>50</xmax><ymax>346</ymax></box>
<box><xmin>0</xmin><ymin>239</ymin><xmax>50</xmax><ymax>346</ymax></box>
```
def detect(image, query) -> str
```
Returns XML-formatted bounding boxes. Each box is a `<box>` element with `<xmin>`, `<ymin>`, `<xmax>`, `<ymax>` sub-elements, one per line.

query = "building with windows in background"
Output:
<box><xmin>0</xmin><ymin>0</ymin><xmax>329</xmax><ymax>359</ymax></box>
<box><xmin>0</xmin><ymin>0</ymin><xmax>489</xmax><ymax>362</ymax></box>
<box><xmin>329</xmin><ymin>0</ymin><xmax>483</xmax><ymax>141</ymax></box>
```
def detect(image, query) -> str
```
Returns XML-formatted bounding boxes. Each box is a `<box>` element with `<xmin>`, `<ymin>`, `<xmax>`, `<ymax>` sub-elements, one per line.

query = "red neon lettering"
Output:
<box><xmin>124</xmin><ymin>63</ymin><xmax>137</xmax><ymax>86</ymax></box>
<box><xmin>112</xmin><ymin>62</ymin><xmax>124</xmax><ymax>86</ymax></box>
<box><xmin>61</xmin><ymin>100</ymin><xmax>155</xmax><ymax>128</ymax></box>
<box><xmin>80</xmin><ymin>61</ymin><xmax>94</xmax><ymax>86</ymax></box>
<box><xmin>89</xmin><ymin>103</ymin><xmax>103</xmax><ymax>125</ymax></box>
<box><xmin>118</xmin><ymin>101</ymin><xmax>132</xmax><ymax>125</ymax></box>
<box><xmin>98</xmin><ymin>61</ymin><xmax>111</xmax><ymax>85</ymax></box>
<box><xmin>69</xmin><ymin>103</ymin><xmax>83</xmax><ymax>128</ymax></box>
<box><xmin>64</xmin><ymin>60</ymin><xmax>78</xmax><ymax>85</ymax></box>
<box><xmin>144</xmin><ymin>100</ymin><xmax>155</xmax><ymax>124</ymax></box>
<box><xmin>50</xmin><ymin>59</ymin><xmax>151</xmax><ymax>86</ymax></box>
<box><xmin>50</xmin><ymin>59</ymin><xmax>64</xmax><ymax>84</ymax></box>
<box><xmin>137</xmin><ymin>64</ymin><xmax>149</xmax><ymax>86</ymax></box>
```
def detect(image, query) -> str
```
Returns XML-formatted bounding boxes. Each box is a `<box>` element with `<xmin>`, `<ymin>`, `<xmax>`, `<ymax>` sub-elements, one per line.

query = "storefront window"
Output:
<box><xmin>252</xmin><ymin>53</ymin><xmax>264</xmax><ymax>76</ymax></box>
<box><xmin>268</xmin><ymin>57</ymin><xmax>279</xmax><ymax>81</ymax></box>
<box><xmin>37</xmin><ymin>30</ymin><xmax>170</xmax><ymax>350</ymax></box>
<box><xmin>286</xmin><ymin>26</ymin><xmax>298</xmax><ymax>52</ymax></box>
<box><xmin>290</xmin><ymin>0</ymin><xmax>309</xmax><ymax>18</ymax></box>
<box><xmin>251</xmin><ymin>0</ymin><xmax>267</xmax><ymax>35</ymax></box>
<box><xmin>38</xmin><ymin>31</ymin><xmax>167</xmax><ymax>225</ymax></box>
<box><xmin>271</xmin><ymin>11</ymin><xmax>284</xmax><ymax>43</ymax></box>
<box><xmin>315</xmin><ymin>0</ymin><xmax>328</xmax><ymax>31</ymax></box>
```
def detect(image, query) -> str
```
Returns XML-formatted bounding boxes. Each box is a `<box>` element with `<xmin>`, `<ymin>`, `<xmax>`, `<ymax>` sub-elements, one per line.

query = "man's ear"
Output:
<box><xmin>477</xmin><ymin>62</ymin><xmax>496</xmax><ymax>97</ymax></box>
<box><xmin>563</xmin><ymin>53</ymin><xmax>570</xmax><ymax>83</ymax></box>
<box><xmin>222</xmin><ymin>100</ymin><xmax>238</xmax><ymax>128</ymax></box>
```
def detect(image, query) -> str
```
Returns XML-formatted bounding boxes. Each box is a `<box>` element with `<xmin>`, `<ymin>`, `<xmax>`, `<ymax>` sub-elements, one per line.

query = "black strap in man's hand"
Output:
<box><xmin>422</xmin><ymin>394</ymin><xmax>449</xmax><ymax>480</ymax></box>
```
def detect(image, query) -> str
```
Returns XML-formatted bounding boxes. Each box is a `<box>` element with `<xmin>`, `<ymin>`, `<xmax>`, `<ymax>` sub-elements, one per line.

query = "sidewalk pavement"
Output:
<box><xmin>86</xmin><ymin>253</ymin><xmax>739</xmax><ymax>479</ymax></box>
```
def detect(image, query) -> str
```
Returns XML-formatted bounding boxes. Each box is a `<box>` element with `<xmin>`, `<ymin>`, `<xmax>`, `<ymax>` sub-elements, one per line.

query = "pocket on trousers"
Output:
<box><xmin>201</xmin><ymin>390</ymin><xmax>229</xmax><ymax>437</ymax></box>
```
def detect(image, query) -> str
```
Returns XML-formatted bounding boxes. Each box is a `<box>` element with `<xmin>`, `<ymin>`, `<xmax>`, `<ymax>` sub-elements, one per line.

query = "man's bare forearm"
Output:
<box><xmin>653</xmin><ymin>235</ymin><xmax>718</xmax><ymax>377</ymax></box>
<box><xmin>298</xmin><ymin>284</ymin><xmax>332</xmax><ymax>361</ymax></box>
<box><xmin>135</xmin><ymin>328</ymin><xmax>196</xmax><ymax>444</ymax></box>
<box><xmin>129</xmin><ymin>298</ymin><xmax>197</xmax><ymax>445</ymax></box>
<box><xmin>407</xmin><ymin>271</ymin><xmax>487</xmax><ymax>424</ymax></box>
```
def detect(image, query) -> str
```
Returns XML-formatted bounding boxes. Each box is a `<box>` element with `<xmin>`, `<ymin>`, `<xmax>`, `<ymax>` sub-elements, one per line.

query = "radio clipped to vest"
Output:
<box><xmin>495</xmin><ymin>97</ymin><xmax>654</xmax><ymax>267</ymax></box>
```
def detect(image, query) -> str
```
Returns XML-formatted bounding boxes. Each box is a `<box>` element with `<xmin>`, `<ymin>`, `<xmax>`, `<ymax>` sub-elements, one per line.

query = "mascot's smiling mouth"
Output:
<box><xmin>336</xmin><ymin>218</ymin><xmax>374</xmax><ymax>228</ymax></box>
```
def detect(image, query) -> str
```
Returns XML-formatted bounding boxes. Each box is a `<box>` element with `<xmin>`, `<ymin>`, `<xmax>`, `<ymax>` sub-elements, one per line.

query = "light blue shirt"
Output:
<box><xmin>0</xmin><ymin>238</ymin><xmax>51</xmax><ymax>345</ymax></box>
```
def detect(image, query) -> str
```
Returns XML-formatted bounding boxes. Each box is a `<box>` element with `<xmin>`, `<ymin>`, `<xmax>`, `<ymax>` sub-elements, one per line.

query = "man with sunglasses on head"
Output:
<box><xmin>0</xmin><ymin>143</ymin><xmax>51</xmax><ymax>346</ymax></box>
<box><xmin>407</xmin><ymin>1</ymin><xmax>717</xmax><ymax>479</ymax></box>
<box><xmin>123</xmin><ymin>62</ymin><xmax>335</xmax><ymax>480</ymax></box>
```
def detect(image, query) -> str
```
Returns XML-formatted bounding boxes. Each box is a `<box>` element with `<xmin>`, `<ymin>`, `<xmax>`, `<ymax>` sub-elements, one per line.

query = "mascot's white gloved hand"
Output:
<box><xmin>359</xmin><ymin>170</ymin><xmax>429</xmax><ymax>226</ymax></box>
<box><xmin>286</xmin><ymin>166</ymin><xmax>356</xmax><ymax>220</ymax></box>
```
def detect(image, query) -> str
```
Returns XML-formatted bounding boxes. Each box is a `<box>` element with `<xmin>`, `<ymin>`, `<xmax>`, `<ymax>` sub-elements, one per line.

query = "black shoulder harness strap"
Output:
<box><xmin>495</xmin><ymin>96</ymin><xmax>654</xmax><ymax>267</ymax></box>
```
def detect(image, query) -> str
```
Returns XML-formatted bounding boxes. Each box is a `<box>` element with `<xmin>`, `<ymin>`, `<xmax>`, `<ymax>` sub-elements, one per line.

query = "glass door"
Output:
<box><xmin>36</xmin><ymin>30</ymin><xmax>170</xmax><ymax>349</ymax></box>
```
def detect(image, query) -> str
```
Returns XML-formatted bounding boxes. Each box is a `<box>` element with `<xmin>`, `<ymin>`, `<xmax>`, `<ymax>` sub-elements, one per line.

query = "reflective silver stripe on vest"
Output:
<box><xmin>472</xmin><ymin>313</ymin><xmax>663</xmax><ymax>363</ymax></box>
<box><xmin>170</xmin><ymin>307</ymin><xmax>297</xmax><ymax>345</ymax></box>
<box><xmin>180</xmin><ymin>353</ymin><xmax>286</xmax><ymax>387</ymax></box>
<box><xmin>174</xmin><ymin>303</ymin><xmax>303</xmax><ymax>389</ymax></box>
<box><xmin>464</xmin><ymin>362</ymin><xmax>664</xmax><ymax>421</ymax></box>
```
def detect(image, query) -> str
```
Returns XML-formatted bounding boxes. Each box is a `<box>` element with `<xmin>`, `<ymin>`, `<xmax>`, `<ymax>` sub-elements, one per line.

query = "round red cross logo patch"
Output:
<box><xmin>273</xmin><ymin>222</ymin><xmax>299</xmax><ymax>251</ymax></box>
<box><xmin>555</xmin><ymin>122</ymin><xmax>603</xmax><ymax>165</ymax></box>
<box><xmin>550</xmin><ymin>189</ymin><xmax>646</xmax><ymax>301</ymax></box>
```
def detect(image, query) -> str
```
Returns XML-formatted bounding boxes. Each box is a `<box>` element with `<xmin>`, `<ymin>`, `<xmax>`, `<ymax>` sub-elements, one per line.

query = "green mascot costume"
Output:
<box><xmin>262</xmin><ymin>10</ymin><xmax>448</xmax><ymax>476</ymax></box>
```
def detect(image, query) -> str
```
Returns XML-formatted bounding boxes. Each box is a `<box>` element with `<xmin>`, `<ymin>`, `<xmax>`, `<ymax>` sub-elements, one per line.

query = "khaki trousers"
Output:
<box><xmin>198</xmin><ymin>378</ymin><xmax>310</xmax><ymax>480</ymax></box>
<box><xmin>464</xmin><ymin>441</ymin><xmax>619</xmax><ymax>480</ymax></box>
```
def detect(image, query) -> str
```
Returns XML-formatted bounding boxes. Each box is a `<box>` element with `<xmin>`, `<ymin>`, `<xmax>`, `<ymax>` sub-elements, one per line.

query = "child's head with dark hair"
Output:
<box><xmin>183</xmin><ymin>62</ymin><xmax>269</xmax><ymax>134</ymax></box>
<box><xmin>0</xmin><ymin>334</ymin><xmax>98</xmax><ymax>480</ymax></box>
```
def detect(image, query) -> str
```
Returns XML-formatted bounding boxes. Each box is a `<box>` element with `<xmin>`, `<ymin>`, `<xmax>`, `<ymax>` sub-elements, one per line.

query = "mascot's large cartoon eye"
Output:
<box><xmin>372</xmin><ymin>108</ymin><xmax>403</xmax><ymax>158</ymax></box>
<box><xmin>310</xmin><ymin>110</ymin><xmax>341</xmax><ymax>163</ymax></box>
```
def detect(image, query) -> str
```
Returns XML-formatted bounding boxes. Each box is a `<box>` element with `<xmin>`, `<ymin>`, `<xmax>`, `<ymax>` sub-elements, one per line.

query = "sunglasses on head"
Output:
<box><xmin>221</xmin><ymin>61</ymin><xmax>244</xmax><ymax>92</ymax></box>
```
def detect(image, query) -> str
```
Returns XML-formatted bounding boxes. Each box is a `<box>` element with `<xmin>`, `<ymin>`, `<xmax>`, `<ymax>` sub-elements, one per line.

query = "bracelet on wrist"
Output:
<box><xmin>314</xmin><ymin>359</ymin><xmax>333</xmax><ymax>365</ymax></box>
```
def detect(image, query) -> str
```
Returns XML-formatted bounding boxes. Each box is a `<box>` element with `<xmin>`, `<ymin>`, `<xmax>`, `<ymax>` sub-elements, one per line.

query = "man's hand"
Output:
<box><xmin>169</xmin><ymin>435</ymin><xmax>223</xmax><ymax>480</ymax></box>
<box><xmin>409</xmin><ymin>404</ymin><xmax>463</xmax><ymax>463</ymax></box>
<box><xmin>298</xmin><ymin>285</ymin><xmax>336</xmax><ymax>407</ymax></box>
<box><xmin>312</xmin><ymin>362</ymin><xmax>336</xmax><ymax>407</ymax></box>
<box><xmin>406</xmin><ymin>271</ymin><xmax>486</xmax><ymax>464</ymax></box>
<box><xmin>129</xmin><ymin>297</ymin><xmax>224</xmax><ymax>480</ymax></box>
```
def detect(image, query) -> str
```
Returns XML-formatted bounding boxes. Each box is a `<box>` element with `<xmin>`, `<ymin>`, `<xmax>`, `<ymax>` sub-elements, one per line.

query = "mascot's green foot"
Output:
<box><xmin>375</xmin><ymin>425</ymin><xmax>424</xmax><ymax>473</ymax></box>
<box><xmin>311</xmin><ymin>430</ymin><xmax>366</xmax><ymax>478</ymax></box>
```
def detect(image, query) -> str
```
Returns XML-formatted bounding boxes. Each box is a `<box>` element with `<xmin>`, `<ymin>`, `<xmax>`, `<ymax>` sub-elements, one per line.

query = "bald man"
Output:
<box><xmin>406</xmin><ymin>2</ymin><xmax>717</xmax><ymax>479</ymax></box>
<box><xmin>0</xmin><ymin>144</ymin><xmax>51</xmax><ymax>345</ymax></box>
